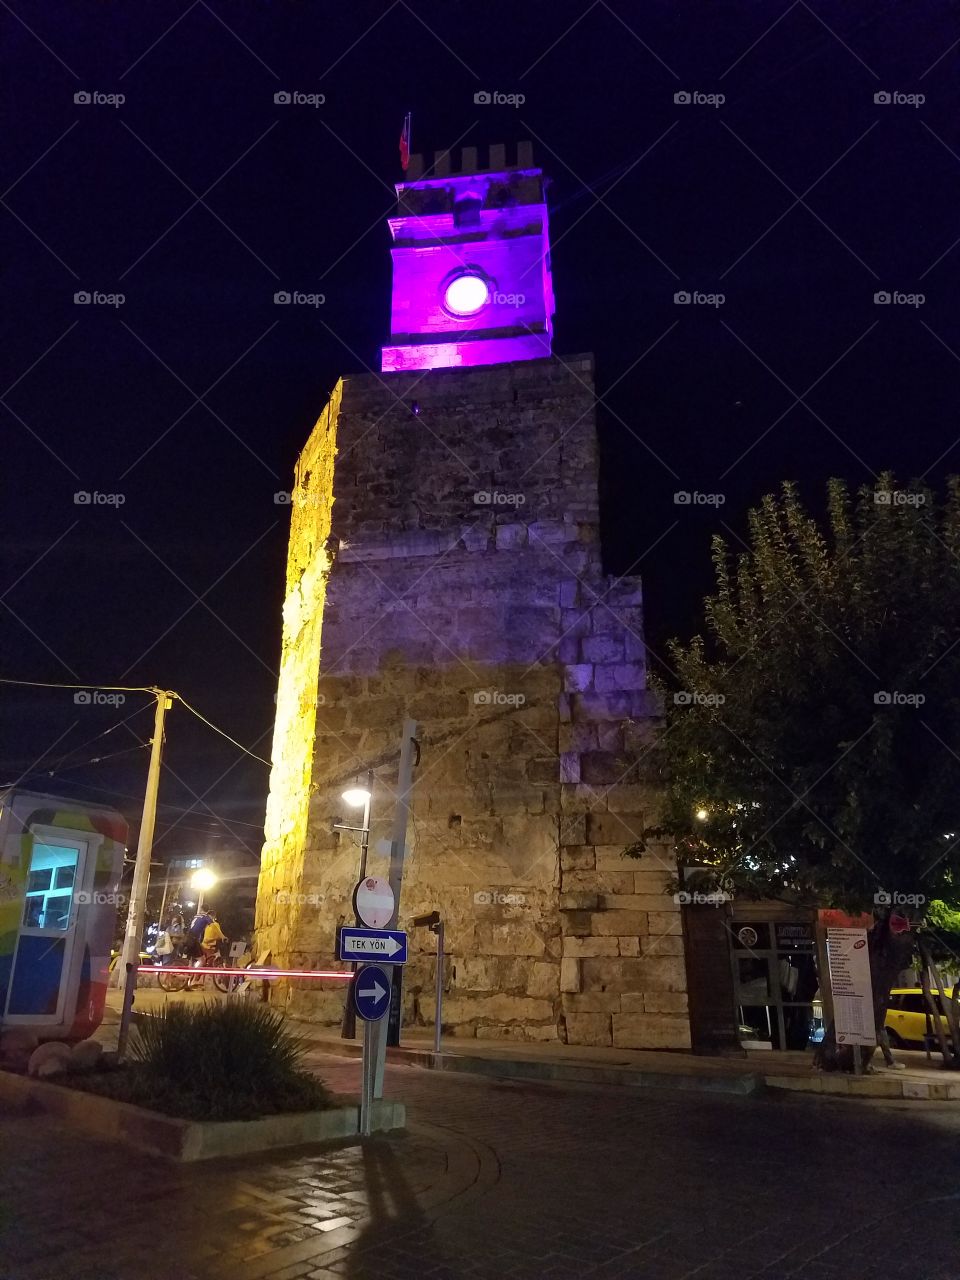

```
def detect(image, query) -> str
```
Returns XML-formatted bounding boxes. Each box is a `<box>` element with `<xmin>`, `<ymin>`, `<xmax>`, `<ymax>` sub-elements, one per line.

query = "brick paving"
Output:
<box><xmin>2</xmin><ymin>1049</ymin><xmax>960</xmax><ymax>1280</ymax></box>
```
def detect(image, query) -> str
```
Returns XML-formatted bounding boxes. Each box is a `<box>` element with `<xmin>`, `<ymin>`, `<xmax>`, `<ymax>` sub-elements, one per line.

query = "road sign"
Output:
<box><xmin>354</xmin><ymin>875</ymin><xmax>395</xmax><ymax>928</ymax></box>
<box><xmin>353</xmin><ymin>964</ymin><xmax>390</xmax><ymax>1021</ymax></box>
<box><xmin>338</xmin><ymin>927</ymin><xmax>407</xmax><ymax>964</ymax></box>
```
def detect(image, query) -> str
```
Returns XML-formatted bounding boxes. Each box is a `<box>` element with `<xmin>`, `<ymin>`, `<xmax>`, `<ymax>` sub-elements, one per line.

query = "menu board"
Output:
<box><xmin>825</xmin><ymin>927</ymin><xmax>877</xmax><ymax>1047</ymax></box>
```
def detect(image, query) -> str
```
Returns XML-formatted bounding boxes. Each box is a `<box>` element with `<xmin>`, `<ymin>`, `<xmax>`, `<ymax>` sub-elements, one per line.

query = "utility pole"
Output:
<box><xmin>115</xmin><ymin>689</ymin><xmax>174</xmax><ymax>1005</ymax></box>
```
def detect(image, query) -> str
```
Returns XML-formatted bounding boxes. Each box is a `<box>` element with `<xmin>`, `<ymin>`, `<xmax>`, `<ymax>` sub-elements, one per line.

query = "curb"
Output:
<box><xmin>305</xmin><ymin>1037</ymin><xmax>765</xmax><ymax>1097</ymax></box>
<box><xmin>0</xmin><ymin>1066</ymin><xmax>404</xmax><ymax>1160</ymax></box>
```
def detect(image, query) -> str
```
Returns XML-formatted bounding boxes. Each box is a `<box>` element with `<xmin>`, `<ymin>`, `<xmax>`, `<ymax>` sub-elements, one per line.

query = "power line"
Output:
<box><xmin>0</xmin><ymin>700</ymin><xmax>153</xmax><ymax>774</ymax></box>
<box><xmin>1</xmin><ymin>678</ymin><xmax>272</xmax><ymax>767</ymax></box>
<box><xmin>43</xmin><ymin>775</ymin><xmax>264</xmax><ymax>843</ymax></box>
<box><xmin>0</xmin><ymin>676</ymin><xmax>157</xmax><ymax>694</ymax></box>
<box><xmin>175</xmin><ymin>693</ymin><xmax>272</xmax><ymax>767</ymax></box>
<box><xmin>0</xmin><ymin>741</ymin><xmax>151</xmax><ymax>790</ymax></box>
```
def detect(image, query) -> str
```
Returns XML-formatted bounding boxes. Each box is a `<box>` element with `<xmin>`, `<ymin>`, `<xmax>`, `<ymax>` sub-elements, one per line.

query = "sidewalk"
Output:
<box><xmin>106</xmin><ymin>987</ymin><xmax>960</xmax><ymax>1102</ymax></box>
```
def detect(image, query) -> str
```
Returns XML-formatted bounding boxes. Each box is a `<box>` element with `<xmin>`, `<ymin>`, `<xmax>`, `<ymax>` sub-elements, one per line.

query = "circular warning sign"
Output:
<box><xmin>354</xmin><ymin>875</ymin><xmax>395</xmax><ymax>928</ymax></box>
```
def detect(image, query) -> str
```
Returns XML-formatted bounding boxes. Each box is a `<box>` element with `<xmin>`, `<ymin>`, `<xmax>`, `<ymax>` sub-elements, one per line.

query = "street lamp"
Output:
<box><xmin>191</xmin><ymin>867</ymin><xmax>217</xmax><ymax>916</ymax></box>
<box><xmin>338</xmin><ymin>772</ymin><xmax>373</xmax><ymax>1040</ymax></box>
<box><xmin>341</xmin><ymin>776</ymin><xmax>373</xmax><ymax>880</ymax></box>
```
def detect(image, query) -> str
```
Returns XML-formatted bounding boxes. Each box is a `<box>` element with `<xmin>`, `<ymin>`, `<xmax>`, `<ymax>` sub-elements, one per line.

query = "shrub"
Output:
<box><xmin>71</xmin><ymin>1001</ymin><xmax>330</xmax><ymax>1121</ymax></box>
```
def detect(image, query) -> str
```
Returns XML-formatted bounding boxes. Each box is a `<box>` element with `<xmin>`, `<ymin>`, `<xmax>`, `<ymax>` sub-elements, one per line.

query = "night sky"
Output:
<box><xmin>2</xmin><ymin>2</ymin><xmax>958</xmax><ymax>860</ymax></box>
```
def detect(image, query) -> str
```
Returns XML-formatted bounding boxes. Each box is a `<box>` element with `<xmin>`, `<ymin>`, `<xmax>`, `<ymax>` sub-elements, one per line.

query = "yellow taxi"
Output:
<box><xmin>885</xmin><ymin>988</ymin><xmax>955</xmax><ymax>1047</ymax></box>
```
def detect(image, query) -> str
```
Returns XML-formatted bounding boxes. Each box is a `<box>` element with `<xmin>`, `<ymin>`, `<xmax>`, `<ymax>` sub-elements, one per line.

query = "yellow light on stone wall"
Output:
<box><xmin>695</xmin><ymin>808</ymin><xmax>709</xmax><ymax>822</ymax></box>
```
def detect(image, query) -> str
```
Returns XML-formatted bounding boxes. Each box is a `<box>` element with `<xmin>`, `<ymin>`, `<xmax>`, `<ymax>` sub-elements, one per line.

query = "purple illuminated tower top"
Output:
<box><xmin>381</xmin><ymin>140</ymin><xmax>555</xmax><ymax>373</ymax></box>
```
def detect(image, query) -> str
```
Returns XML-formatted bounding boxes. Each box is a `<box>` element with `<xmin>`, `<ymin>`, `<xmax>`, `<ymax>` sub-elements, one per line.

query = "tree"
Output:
<box><xmin>642</xmin><ymin>476</ymin><xmax>960</xmax><ymax>1067</ymax></box>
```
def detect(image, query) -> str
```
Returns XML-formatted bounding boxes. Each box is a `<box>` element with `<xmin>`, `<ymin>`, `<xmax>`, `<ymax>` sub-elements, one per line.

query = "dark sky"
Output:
<box><xmin>2</xmin><ymin>1</ymin><xmax>958</xmax><ymax>860</ymax></box>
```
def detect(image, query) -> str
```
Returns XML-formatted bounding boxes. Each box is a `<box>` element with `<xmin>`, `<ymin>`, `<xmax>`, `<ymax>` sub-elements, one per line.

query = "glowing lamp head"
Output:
<box><xmin>443</xmin><ymin>272</ymin><xmax>490</xmax><ymax>317</ymax></box>
<box><xmin>342</xmin><ymin>786</ymin><xmax>371</xmax><ymax>808</ymax></box>
<box><xmin>695</xmin><ymin>808</ymin><xmax>709</xmax><ymax>822</ymax></box>
<box><xmin>191</xmin><ymin>868</ymin><xmax>216</xmax><ymax>892</ymax></box>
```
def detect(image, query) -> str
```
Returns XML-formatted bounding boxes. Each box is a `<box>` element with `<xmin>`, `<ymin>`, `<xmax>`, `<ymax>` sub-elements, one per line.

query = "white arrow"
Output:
<box><xmin>348</xmin><ymin>934</ymin><xmax>402</xmax><ymax>956</ymax></box>
<box><xmin>359</xmin><ymin>979</ymin><xmax>386</xmax><ymax>1003</ymax></box>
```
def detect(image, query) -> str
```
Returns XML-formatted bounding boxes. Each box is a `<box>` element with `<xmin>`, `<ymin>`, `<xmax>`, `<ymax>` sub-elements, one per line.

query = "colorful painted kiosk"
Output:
<box><xmin>0</xmin><ymin>789</ymin><xmax>126</xmax><ymax>1040</ymax></box>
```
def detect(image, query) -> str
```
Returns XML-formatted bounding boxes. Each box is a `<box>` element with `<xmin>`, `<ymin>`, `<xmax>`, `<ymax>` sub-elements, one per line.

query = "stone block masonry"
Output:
<box><xmin>256</xmin><ymin>354</ymin><xmax>689</xmax><ymax>1049</ymax></box>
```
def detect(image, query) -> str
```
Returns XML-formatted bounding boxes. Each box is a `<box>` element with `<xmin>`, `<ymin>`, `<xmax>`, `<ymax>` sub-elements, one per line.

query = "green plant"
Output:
<box><xmin>640</xmin><ymin>476</ymin><xmax>960</xmax><ymax>1068</ymax></box>
<box><xmin>98</xmin><ymin>1000</ymin><xmax>333</xmax><ymax>1121</ymax></box>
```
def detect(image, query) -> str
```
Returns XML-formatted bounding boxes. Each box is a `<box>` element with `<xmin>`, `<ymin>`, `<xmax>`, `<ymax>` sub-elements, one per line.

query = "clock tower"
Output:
<box><xmin>381</xmin><ymin>141</ymin><xmax>555</xmax><ymax>372</ymax></box>
<box><xmin>258</xmin><ymin>142</ymin><xmax>689</xmax><ymax>1052</ymax></box>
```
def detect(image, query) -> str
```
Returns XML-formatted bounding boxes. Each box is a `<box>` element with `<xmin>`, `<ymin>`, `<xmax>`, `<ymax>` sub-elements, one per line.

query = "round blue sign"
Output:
<box><xmin>353</xmin><ymin>964</ymin><xmax>390</xmax><ymax>1021</ymax></box>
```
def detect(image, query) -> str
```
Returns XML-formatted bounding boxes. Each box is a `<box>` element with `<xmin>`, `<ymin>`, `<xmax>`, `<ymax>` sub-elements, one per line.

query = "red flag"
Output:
<box><xmin>399</xmin><ymin>112</ymin><xmax>411</xmax><ymax>171</ymax></box>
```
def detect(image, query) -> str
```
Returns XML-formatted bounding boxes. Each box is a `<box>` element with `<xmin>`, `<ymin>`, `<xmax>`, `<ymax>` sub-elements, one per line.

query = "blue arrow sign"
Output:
<box><xmin>338</xmin><ymin>928</ymin><xmax>407</xmax><ymax>964</ymax></box>
<box><xmin>353</xmin><ymin>964</ymin><xmax>390</xmax><ymax>1021</ymax></box>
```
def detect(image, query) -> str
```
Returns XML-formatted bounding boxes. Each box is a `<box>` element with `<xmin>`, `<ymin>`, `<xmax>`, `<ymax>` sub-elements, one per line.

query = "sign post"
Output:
<box><xmin>372</xmin><ymin>719</ymin><xmax>418</xmax><ymax>1096</ymax></box>
<box><xmin>353</xmin><ymin>962</ymin><xmax>390</xmax><ymax>1136</ymax></box>
<box><xmin>825</xmin><ymin>927</ymin><xmax>877</xmax><ymax>1064</ymax></box>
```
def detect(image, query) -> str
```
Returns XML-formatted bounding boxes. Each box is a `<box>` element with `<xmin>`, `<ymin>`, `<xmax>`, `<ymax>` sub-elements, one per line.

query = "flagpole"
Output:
<box><xmin>400</xmin><ymin>112</ymin><xmax>412</xmax><ymax>173</ymax></box>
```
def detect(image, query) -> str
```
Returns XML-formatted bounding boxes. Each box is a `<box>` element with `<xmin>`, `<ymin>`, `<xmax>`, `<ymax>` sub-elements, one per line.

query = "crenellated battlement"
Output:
<box><xmin>403</xmin><ymin>140</ymin><xmax>535</xmax><ymax>183</ymax></box>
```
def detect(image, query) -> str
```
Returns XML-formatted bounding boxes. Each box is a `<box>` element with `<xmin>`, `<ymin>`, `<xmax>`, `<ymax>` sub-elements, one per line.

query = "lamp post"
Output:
<box><xmin>338</xmin><ymin>771</ymin><xmax>373</xmax><ymax>1039</ymax></box>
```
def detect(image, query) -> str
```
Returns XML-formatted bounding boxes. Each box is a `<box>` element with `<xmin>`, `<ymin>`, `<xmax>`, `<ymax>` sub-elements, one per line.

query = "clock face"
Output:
<box><xmin>442</xmin><ymin>271</ymin><xmax>490</xmax><ymax>317</ymax></box>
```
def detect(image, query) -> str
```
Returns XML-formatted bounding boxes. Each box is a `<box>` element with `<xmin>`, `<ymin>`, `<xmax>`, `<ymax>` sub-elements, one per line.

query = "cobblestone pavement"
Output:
<box><xmin>2</xmin><ymin>1050</ymin><xmax>960</xmax><ymax>1280</ymax></box>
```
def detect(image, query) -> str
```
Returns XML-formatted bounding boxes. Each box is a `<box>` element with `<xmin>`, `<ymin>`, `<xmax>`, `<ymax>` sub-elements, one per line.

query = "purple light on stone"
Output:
<box><xmin>381</xmin><ymin>147</ymin><xmax>554</xmax><ymax>374</ymax></box>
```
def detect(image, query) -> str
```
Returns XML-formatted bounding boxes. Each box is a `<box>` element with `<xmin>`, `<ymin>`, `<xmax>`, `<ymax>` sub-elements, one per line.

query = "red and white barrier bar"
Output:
<box><xmin>137</xmin><ymin>965</ymin><xmax>352</xmax><ymax>980</ymax></box>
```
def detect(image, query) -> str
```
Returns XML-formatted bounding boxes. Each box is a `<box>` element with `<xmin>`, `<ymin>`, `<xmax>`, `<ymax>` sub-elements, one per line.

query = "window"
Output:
<box><xmin>21</xmin><ymin>841</ymin><xmax>80</xmax><ymax>931</ymax></box>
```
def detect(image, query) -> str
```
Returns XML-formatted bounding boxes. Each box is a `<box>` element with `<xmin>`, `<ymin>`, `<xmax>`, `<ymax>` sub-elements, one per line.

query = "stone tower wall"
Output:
<box><xmin>256</xmin><ymin>355</ymin><xmax>689</xmax><ymax>1048</ymax></box>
